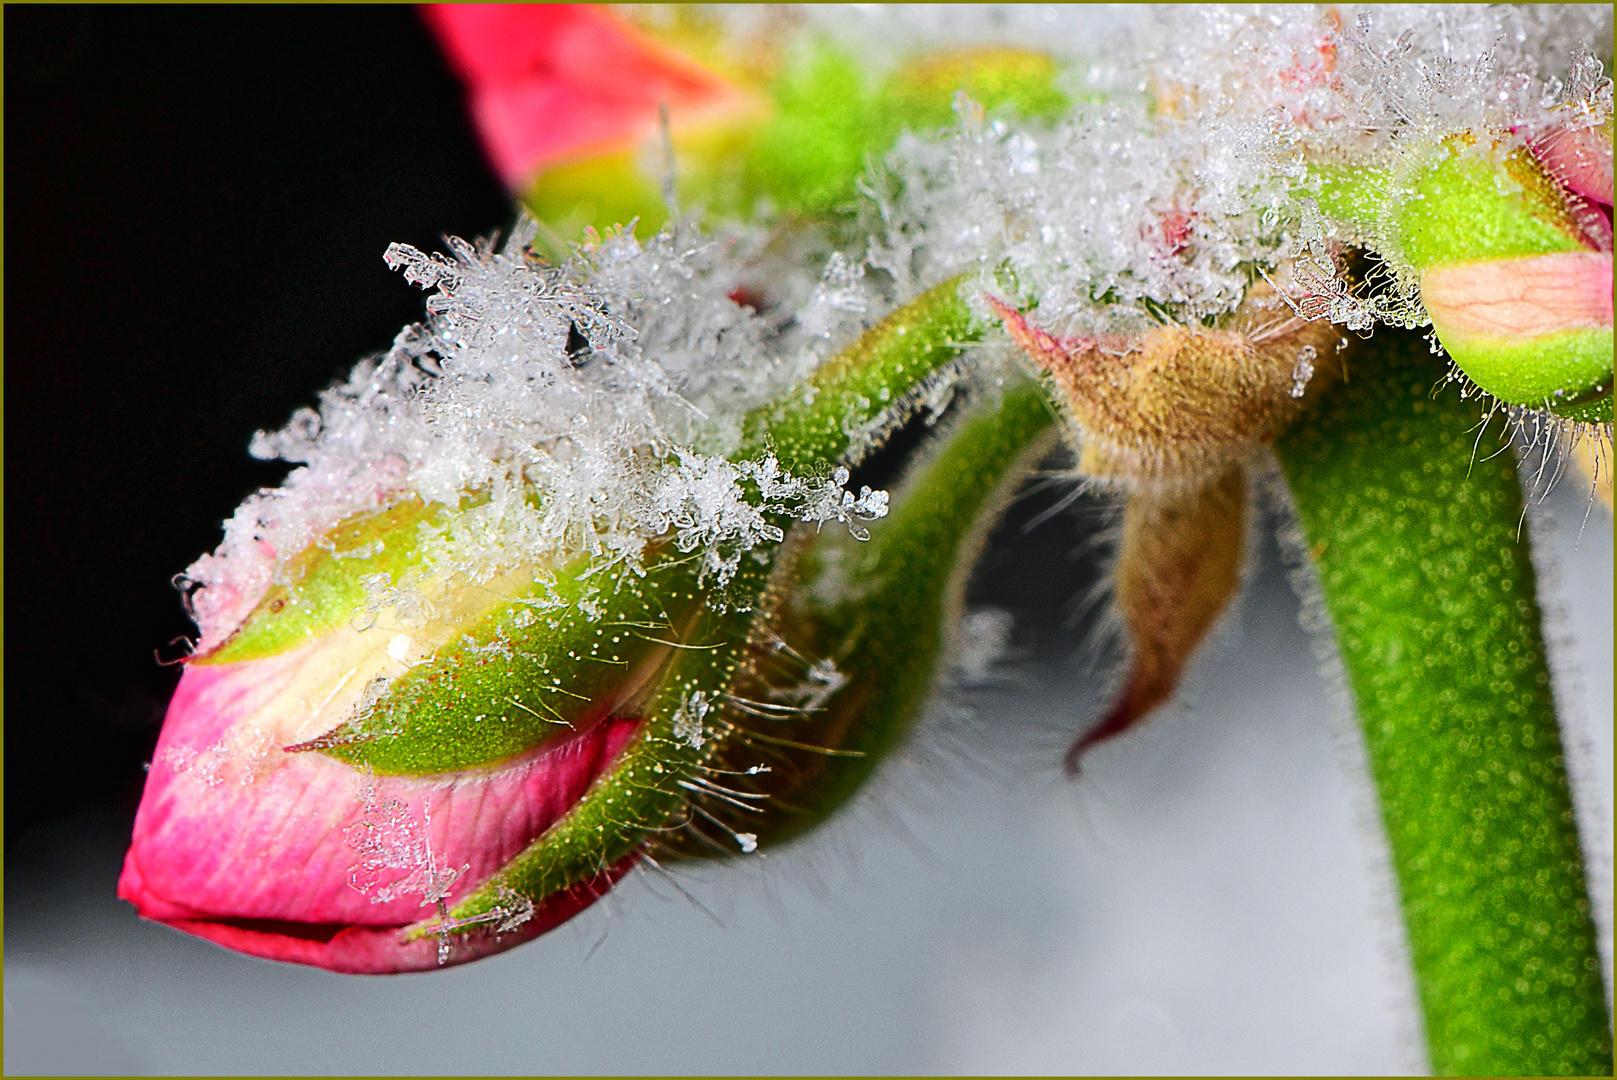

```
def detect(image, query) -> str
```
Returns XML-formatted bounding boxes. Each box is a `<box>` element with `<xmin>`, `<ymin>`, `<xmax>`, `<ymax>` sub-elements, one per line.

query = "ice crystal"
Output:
<box><xmin>184</xmin><ymin>219</ymin><xmax>892</xmax><ymax>647</ymax></box>
<box><xmin>672</xmin><ymin>689</ymin><xmax>713</xmax><ymax>750</ymax></box>
<box><xmin>181</xmin><ymin>5</ymin><xmax>1610</xmax><ymax>650</ymax></box>
<box><xmin>874</xmin><ymin>5</ymin><xmax>1609</xmax><ymax>341</ymax></box>
<box><xmin>345</xmin><ymin>769</ymin><xmax>464</xmax><ymax>909</ymax></box>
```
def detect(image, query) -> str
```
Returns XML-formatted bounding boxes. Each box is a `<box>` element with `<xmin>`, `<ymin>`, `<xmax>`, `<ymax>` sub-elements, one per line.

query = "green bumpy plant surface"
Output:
<box><xmin>744</xmin><ymin>378</ymin><xmax>1058</xmax><ymax>847</ymax></box>
<box><xmin>1275</xmin><ymin>329</ymin><xmax>1611</xmax><ymax>1077</ymax></box>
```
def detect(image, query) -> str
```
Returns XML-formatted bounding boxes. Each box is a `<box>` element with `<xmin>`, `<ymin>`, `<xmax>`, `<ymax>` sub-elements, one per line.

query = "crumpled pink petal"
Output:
<box><xmin>420</xmin><ymin>4</ymin><xmax>741</xmax><ymax>190</ymax></box>
<box><xmin>1529</xmin><ymin>122</ymin><xmax>1615</xmax><ymax>252</ymax></box>
<box><xmin>119</xmin><ymin>656</ymin><xmax>642</xmax><ymax>973</ymax></box>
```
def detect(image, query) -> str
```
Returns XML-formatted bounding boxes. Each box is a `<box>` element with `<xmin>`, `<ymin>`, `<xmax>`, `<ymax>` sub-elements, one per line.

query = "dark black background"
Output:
<box><xmin>4</xmin><ymin>5</ymin><xmax>1099</xmax><ymax>848</ymax></box>
<box><xmin>5</xmin><ymin>7</ymin><xmax>510</xmax><ymax>844</ymax></box>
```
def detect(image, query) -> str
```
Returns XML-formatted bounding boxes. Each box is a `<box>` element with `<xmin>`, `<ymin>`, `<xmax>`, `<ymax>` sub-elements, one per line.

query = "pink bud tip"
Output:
<box><xmin>119</xmin><ymin>657</ymin><xmax>643</xmax><ymax>973</ymax></box>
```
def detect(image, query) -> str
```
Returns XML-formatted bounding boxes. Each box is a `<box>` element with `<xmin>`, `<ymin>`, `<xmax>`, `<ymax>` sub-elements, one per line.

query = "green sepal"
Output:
<box><xmin>197</xmin><ymin>497</ymin><xmax>440</xmax><ymax>665</ymax></box>
<box><xmin>1274</xmin><ymin>329</ymin><xmax>1611</xmax><ymax>1076</ymax></box>
<box><xmin>1397</xmin><ymin>141</ymin><xmax>1588</xmax><ymax>270</ymax></box>
<box><xmin>413</xmin><ymin>556</ymin><xmax>770</xmax><ymax>937</ymax></box>
<box><xmin>1443</xmin><ymin>327</ymin><xmax>1614</xmax><ymax>422</ymax></box>
<box><xmin>1313</xmin><ymin>139</ymin><xmax>1587</xmax><ymax>272</ymax></box>
<box><xmin>295</xmin><ymin>550</ymin><xmax>711</xmax><ymax>776</ymax></box>
<box><xmin>415</xmin><ymin>279</ymin><xmax>1004</xmax><ymax>929</ymax></box>
<box><xmin>737</xmin><ymin>275</ymin><xmax>981</xmax><ymax>473</ymax></box>
<box><xmin>680</xmin><ymin>378</ymin><xmax>1059</xmax><ymax>852</ymax></box>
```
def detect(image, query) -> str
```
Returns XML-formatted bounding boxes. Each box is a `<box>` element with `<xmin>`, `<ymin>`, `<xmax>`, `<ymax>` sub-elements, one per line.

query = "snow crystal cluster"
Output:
<box><xmin>865</xmin><ymin>5</ymin><xmax>1611</xmax><ymax>336</ymax></box>
<box><xmin>181</xmin><ymin>6</ymin><xmax>1611</xmax><ymax>648</ymax></box>
<box><xmin>183</xmin><ymin>219</ymin><xmax>889</xmax><ymax>649</ymax></box>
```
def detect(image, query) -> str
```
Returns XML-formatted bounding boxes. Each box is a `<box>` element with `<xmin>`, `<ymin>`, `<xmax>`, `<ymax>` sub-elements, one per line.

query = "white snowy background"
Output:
<box><xmin>6</xmin><ymin>477</ymin><xmax>1609</xmax><ymax>1076</ymax></box>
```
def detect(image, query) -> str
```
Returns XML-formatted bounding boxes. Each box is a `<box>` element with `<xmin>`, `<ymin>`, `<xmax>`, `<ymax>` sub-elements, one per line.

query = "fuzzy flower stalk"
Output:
<box><xmin>127</xmin><ymin>5</ymin><xmax>1610</xmax><ymax>1074</ymax></box>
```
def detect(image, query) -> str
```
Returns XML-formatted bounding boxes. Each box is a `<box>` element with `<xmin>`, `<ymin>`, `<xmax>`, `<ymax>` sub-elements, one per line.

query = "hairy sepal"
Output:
<box><xmin>198</xmin><ymin>497</ymin><xmax>441</xmax><ymax>666</ymax></box>
<box><xmin>666</xmin><ymin>379</ymin><xmax>1059</xmax><ymax>854</ymax></box>
<box><xmin>412</xmin><ymin>278</ymin><xmax>1001</xmax><ymax>938</ymax></box>
<box><xmin>1066</xmin><ymin>464</ymin><xmax>1248</xmax><ymax>772</ymax></box>
<box><xmin>989</xmin><ymin>281</ymin><xmax>1344</xmax><ymax>492</ymax></box>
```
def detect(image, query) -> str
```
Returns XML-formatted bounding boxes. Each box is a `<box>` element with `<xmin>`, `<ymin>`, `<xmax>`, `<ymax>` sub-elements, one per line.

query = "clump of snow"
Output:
<box><xmin>182</xmin><ymin>218</ymin><xmax>894</xmax><ymax>648</ymax></box>
<box><xmin>873</xmin><ymin>6</ymin><xmax>1610</xmax><ymax>339</ymax></box>
<box><xmin>182</xmin><ymin>6</ymin><xmax>1611</xmax><ymax>650</ymax></box>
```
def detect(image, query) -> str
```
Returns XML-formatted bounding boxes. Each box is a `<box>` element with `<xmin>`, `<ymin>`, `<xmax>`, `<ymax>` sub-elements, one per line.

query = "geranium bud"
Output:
<box><xmin>1528</xmin><ymin>116</ymin><xmax>1614</xmax><ymax>251</ymax></box>
<box><xmin>1392</xmin><ymin>134</ymin><xmax>1614</xmax><ymax>421</ymax></box>
<box><xmin>1065</xmin><ymin>464</ymin><xmax>1247</xmax><ymax>772</ymax></box>
<box><xmin>120</xmin><ymin>501</ymin><xmax>721</xmax><ymax>971</ymax></box>
<box><xmin>1420</xmin><ymin>251</ymin><xmax>1613</xmax><ymax>422</ymax></box>
<box><xmin>669</xmin><ymin>380</ymin><xmax>1059</xmax><ymax>851</ymax></box>
<box><xmin>122</xmin><ymin>249</ymin><xmax>995</xmax><ymax>972</ymax></box>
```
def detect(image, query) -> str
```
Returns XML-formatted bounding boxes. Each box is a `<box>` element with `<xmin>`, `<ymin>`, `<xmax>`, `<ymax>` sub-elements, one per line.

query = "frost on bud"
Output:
<box><xmin>121</xmin><ymin>499</ymin><xmax>715</xmax><ymax>971</ymax></box>
<box><xmin>122</xmin><ymin>252</ymin><xmax>997</xmax><ymax>972</ymax></box>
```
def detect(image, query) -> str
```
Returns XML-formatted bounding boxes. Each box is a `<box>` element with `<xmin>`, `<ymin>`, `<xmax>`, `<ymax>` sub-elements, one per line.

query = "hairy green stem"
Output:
<box><xmin>1275</xmin><ymin>329</ymin><xmax>1611</xmax><ymax>1076</ymax></box>
<box><xmin>723</xmin><ymin>378</ymin><xmax>1060</xmax><ymax>850</ymax></box>
<box><xmin>434</xmin><ymin>278</ymin><xmax>993</xmax><ymax>925</ymax></box>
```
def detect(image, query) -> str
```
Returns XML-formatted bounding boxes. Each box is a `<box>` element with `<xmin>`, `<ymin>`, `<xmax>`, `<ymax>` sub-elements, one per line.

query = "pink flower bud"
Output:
<box><xmin>420</xmin><ymin>4</ymin><xmax>748</xmax><ymax>191</ymax></box>
<box><xmin>118</xmin><ymin>646</ymin><xmax>644</xmax><ymax>972</ymax></box>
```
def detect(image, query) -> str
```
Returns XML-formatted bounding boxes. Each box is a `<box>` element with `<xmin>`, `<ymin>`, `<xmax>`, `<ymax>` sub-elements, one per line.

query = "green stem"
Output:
<box><xmin>1274</xmin><ymin>329</ymin><xmax>1611</xmax><ymax>1076</ymax></box>
<box><xmin>738</xmin><ymin>275</ymin><xmax>980</xmax><ymax>472</ymax></box>
<box><xmin>433</xmin><ymin>278</ymin><xmax>992</xmax><ymax>922</ymax></box>
<box><xmin>707</xmin><ymin>378</ymin><xmax>1059</xmax><ymax>851</ymax></box>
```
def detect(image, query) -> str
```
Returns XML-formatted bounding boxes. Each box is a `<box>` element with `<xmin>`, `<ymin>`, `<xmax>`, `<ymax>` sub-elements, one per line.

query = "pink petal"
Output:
<box><xmin>1531</xmin><ymin>123</ymin><xmax>1615</xmax><ymax>209</ymax></box>
<box><xmin>420</xmin><ymin>3</ymin><xmax>741</xmax><ymax>189</ymax></box>
<box><xmin>124</xmin><ymin>857</ymin><xmax>636</xmax><ymax>974</ymax></box>
<box><xmin>1421</xmin><ymin>252</ymin><xmax>1615</xmax><ymax>338</ymax></box>
<box><xmin>120</xmin><ymin>657</ymin><xmax>642</xmax><ymax>972</ymax></box>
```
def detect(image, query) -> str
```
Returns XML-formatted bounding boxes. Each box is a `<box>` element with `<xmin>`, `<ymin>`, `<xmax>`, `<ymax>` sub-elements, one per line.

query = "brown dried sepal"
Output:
<box><xmin>1066</xmin><ymin>462</ymin><xmax>1247</xmax><ymax>773</ymax></box>
<box><xmin>988</xmin><ymin>280</ymin><xmax>1342</xmax><ymax>492</ymax></box>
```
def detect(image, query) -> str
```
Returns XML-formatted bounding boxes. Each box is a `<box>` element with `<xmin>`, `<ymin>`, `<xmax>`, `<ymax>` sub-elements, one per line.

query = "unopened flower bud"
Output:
<box><xmin>1394</xmin><ymin>131</ymin><xmax>1612</xmax><ymax>421</ymax></box>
